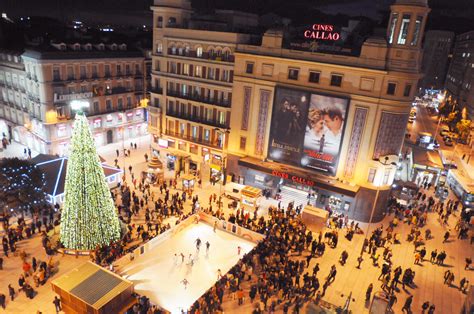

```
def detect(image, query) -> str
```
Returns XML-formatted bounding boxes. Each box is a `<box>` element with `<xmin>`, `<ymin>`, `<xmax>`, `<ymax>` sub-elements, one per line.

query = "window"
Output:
<box><xmin>179</xmin><ymin>123</ymin><xmax>185</xmax><ymax>136</ymax></box>
<box><xmin>67</xmin><ymin>66</ymin><xmax>74</xmax><ymax>80</ymax></box>
<box><xmin>383</xmin><ymin>169</ymin><xmax>391</xmax><ymax>185</ymax></box>
<box><xmin>239</xmin><ymin>137</ymin><xmax>246</xmax><ymax>150</ymax></box>
<box><xmin>118</xmin><ymin>98</ymin><xmax>123</xmax><ymax>110</ymax></box>
<box><xmin>183</xmin><ymin>64</ymin><xmax>189</xmax><ymax>75</ymax></box>
<box><xmin>156</xmin><ymin>43</ymin><xmax>163</xmax><ymax>54</ymax></box>
<box><xmin>204</xmin><ymin>129</ymin><xmax>210</xmax><ymax>141</ymax></box>
<box><xmin>403</xmin><ymin>84</ymin><xmax>412</xmax><ymax>97</ymax></box>
<box><xmin>157</xmin><ymin>16</ymin><xmax>163</xmax><ymax>28</ymax></box>
<box><xmin>80</xmin><ymin>65</ymin><xmax>86</xmax><ymax>79</ymax></box>
<box><xmin>191</xmin><ymin>126</ymin><xmax>198</xmax><ymax>139</ymax></box>
<box><xmin>368</xmin><ymin>168</ymin><xmax>376</xmax><ymax>183</ymax></box>
<box><xmin>53</xmin><ymin>67</ymin><xmax>61</xmax><ymax>81</ymax></box>
<box><xmin>245</xmin><ymin>62</ymin><xmax>254</xmax><ymax>74</ymax></box>
<box><xmin>195</xmin><ymin>65</ymin><xmax>202</xmax><ymax>77</ymax></box>
<box><xmin>116</xmin><ymin>64</ymin><xmax>122</xmax><ymax>76</ymax></box>
<box><xmin>92</xmin><ymin>65</ymin><xmax>98</xmax><ymax>78</ymax></box>
<box><xmin>105</xmin><ymin>64</ymin><xmax>111</xmax><ymax>77</ymax></box>
<box><xmin>196</xmin><ymin>47</ymin><xmax>203</xmax><ymax>57</ymax></box>
<box><xmin>387</xmin><ymin>82</ymin><xmax>397</xmax><ymax>95</ymax></box>
<box><xmin>397</xmin><ymin>14</ymin><xmax>411</xmax><ymax>45</ymax></box>
<box><xmin>309</xmin><ymin>71</ymin><xmax>320</xmax><ymax>83</ymax></box>
<box><xmin>288</xmin><ymin>68</ymin><xmax>299</xmax><ymax>80</ymax></box>
<box><xmin>94</xmin><ymin>119</ymin><xmax>102</xmax><ymax>128</ymax></box>
<box><xmin>93</xmin><ymin>101</ymin><xmax>99</xmax><ymax>113</ymax></box>
<box><xmin>125</xmin><ymin>64</ymin><xmax>131</xmax><ymax>75</ymax></box>
<box><xmin>411</xmin><ymin>16</ymin><xmax>423</xmax><ymax>46</ymax></box>
<box><xmin>388</xmin><ymin>13</ymin><xmax>398</xmax><ymax>44</ymax></box>
<box><xmin>330</xmin><ymin>74</ymin><xmax>343</xmax><ymax>87</ymax></box>
<box><xmin>127</xmin><ymin>96</ymin><xmax>132</xmax><ymax>106</ymax></box>
<box><xmin>106</xmin><ymin>99</ymin><xmax>112</xmax><ymax>111</ymax></box>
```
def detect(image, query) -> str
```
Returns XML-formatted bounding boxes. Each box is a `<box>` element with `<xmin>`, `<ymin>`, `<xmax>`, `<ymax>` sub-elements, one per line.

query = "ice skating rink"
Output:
<box><xmin>120</xmin><ymin>222</ymin><xmax>257</xmax><ymax>313</ymax></box>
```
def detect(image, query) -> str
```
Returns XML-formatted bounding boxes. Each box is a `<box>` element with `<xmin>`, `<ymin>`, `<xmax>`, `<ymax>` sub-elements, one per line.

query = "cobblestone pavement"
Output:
<box><xmin>0</xmin><ymin>136</ymin><xmax>472</xmax><ymax>313</ymax></box>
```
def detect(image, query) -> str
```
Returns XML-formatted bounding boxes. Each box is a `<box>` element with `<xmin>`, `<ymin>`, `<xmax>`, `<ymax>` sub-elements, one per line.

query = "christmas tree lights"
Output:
<box><xmin>60</xmin><ymin>112</ymin><xmax>121</xmax><ymax>250</ymax></box>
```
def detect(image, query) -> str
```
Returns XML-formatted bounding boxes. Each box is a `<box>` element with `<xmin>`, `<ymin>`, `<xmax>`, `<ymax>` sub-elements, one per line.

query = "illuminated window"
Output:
<box><xmin>411</xmin><ymin>16</ymin><xmax>423</xmax><ymax>46</ymax></box>
<box><xmin>388</xmin><ymin>13</ymin><xmax>398</xmax><ymax>44</ymax></box>
<box><xmin>197</xmin><ymin>47</ymin><xmax>203</xmax><ymax>57</ymax></box>
<box><xmin>397</xmin><ymin>14</ymin><xmax>411</xmax><ymax>45</ymax></box>
<box><xmin>368</xmin><ymin>168</ymin><xmax>376</xmax><ymax>183</ymax></box>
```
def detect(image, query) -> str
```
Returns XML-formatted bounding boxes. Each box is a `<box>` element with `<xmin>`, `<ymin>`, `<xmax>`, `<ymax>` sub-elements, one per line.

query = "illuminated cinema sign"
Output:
<box><xmin>304</xmin><ymin>24</ymin><xmax>340</xmax><ymax>41</ymax></box>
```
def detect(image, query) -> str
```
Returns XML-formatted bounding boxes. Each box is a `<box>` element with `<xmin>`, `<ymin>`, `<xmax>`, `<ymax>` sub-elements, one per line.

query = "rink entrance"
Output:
<box><xmin>116</xmin><ymin>214</ymin><xmax>262</xmax><ymax>313</ymax></box>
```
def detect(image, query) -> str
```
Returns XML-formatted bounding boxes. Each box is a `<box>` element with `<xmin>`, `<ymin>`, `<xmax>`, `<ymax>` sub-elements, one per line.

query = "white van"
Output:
<box><xmin>224</xmin><ymin>182</ymin><xmax>245</xmax><ymax>200</ymax></box>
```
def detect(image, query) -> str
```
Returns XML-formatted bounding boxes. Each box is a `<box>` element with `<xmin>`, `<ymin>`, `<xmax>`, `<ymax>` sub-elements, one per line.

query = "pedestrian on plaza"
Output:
<box><xmin>116</xmin><ymin>149</ymin><xmax>119</xmax><ymax>157</ymax></box>
<box><xmin>53</xmin><ymin>296</ymin><xmax>62</xmax><ymax>313</ymax></box>
<box><xmin>128</xmin><ymin>149</ymin><xmax>131</xmax><ymax>156</ymax></box>
<box><xmin>128</xmin><ymin>165</ymin><xmax>133</xmax><ymax>174</ymax></box>
<box><xmin>0</xmin><ymin>257</ymin><xmax>3</xmax><ymax>270</ymax></box>
<box><xmin>428</xmin><ymin>304</ymin><xmax>436</xmax><ymax>314</ymax></box>
<box><xmin>430</xmin><ymin>249</ymin><xmax>437</xmax><ymax>263</ymax></box>
<box><xmin>8</xmin><ymin>284</ymin><xmax>15</xmax><ymax>301</ymax></box>
<box><xmin>144</xmin><ymin>153</ymin><xmax>148</xmax><ymax>162</ymax></box>
<box><xmin>356</xmin><ymin>255</ymin><xmax>363</xmax><ymax>269</ymax></box>
<box><xmin>402</xmin><ymin>295</ymin><xmax>413</xmax><ymax>313</ymax></box>
<box><xmin>28</xmin><ymin>148</ymin><xmax>32</xmax><ymax>158</ymax></box>
<box><xmin>387</xmin><ymin>293</ymin><xmax>397</xmax><ymax>311</ymax></box>
<box><xmin>0</xmin><ymin>293</ymin><xmax>5</xmax><ymax>309</ymax></box>
<box><xmin>465</xmin><ymin>257</ymin><xmax>472</xmax><ymax>270</ymax></box>
<box><xmin>414</xmin><ymin>252</ymin><xmax>421</xmax><ymax>264</ymax></box>
<box><xmin>443</xmin><ymin>231</ymin><xmax>450</xmax><ymax>243</ymax></box>
<box><xmin>134</xmin><ymin>143</ymin><xmax>137</xmax><ymax>149</ymax></box>
<box><xmin>365</xmin><ymin>283</ymin><xmax>373</xmax><ymax>302</ymax></box>
<box><xmin>422</xmin><ymin>301</ymin><xmax>430</xmax><ymax>313</ymax></box>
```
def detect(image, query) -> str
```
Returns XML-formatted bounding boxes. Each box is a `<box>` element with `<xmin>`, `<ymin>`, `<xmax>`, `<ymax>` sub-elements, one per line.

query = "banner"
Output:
<box><xmin>268</xmin><ymin>87</ymin><xmax>349</xmax><ymax>176</ymax></box>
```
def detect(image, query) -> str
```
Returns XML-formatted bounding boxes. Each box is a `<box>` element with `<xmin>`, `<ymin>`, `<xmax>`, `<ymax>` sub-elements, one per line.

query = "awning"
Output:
<box><xmin>412</xmin><ymin>146</ymin><xmax>443</xmax><ymax>170</ymax></box>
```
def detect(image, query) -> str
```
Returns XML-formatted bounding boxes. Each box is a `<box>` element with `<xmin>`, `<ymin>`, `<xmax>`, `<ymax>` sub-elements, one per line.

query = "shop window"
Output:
<box><xmin>239</xmin><ymin>136</ymin><xmax>246</xmax><ymax>150</ymax></box>
<box><xmin>245</xmin><ymin>62</ymin><xmax>254</xmax><ymax>74</ymax></box>
<box><xmin>309</xmin><ymin>71</ymin><xmax>320</xmax><ymax>83</ymax></box>
<box><xmin>387</xmin><ymin>82</ymin><xmax>397</xmax><ymax>95</ymax></box>
<box><xmin>330</xmin><ymin>74</ymin><xmax>343</xmax><ymax>87</ymax></box>
<box><xmin>368</xmin><ymin>168</ymin><xmax>376</xmax><ymax>183</ymax></box>
<box><xmin>288</xmin><ymin>68</ymin><xmax>299</xmax><ymax>80</ymax></box>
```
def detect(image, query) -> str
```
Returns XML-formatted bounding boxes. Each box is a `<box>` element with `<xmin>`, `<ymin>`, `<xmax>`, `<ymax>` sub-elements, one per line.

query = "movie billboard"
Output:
<box><xmin>268</xmin><ymin>87</ymin><xmax>349</xmax><ymax>176</ymax></box>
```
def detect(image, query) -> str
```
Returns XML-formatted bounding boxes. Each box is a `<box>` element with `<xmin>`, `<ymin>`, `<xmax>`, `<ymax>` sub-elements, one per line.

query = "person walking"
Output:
<box><xmin>402</xmin><ymin>295</ymin><xmax>413</xmax><ymax>313</ymax></box>
<box><xmin>8</xmin><ymin>284</ymin><xmax>15</xmax><ymax>301</ymax></box>
<box><xmin>116</xmin><ymin>149</ymin><xmax>119</xmax><ymax>157</ymax></box>
<box><xmin>387</xmin><ymin>293</ymin><xmax>397</xmax><ymax>312</ymax></box>
<box><xmin>0</xmin><ymin>293</ymin><xmax>5</xmax><ymax>309</ymax></box>
<box><xmin>53</xmin><ymin>296</ymin><xmax>62</xmax><ymax>313</ymax></box>
<box><xmin>365</xmin><ymin>283</ymin><xmax>373</xmax><ymax>302</ymax></box>
<box><xmin>443</xmin><ymin>231</ymin><xmax>450</xmax><ymax>243</ymax></box>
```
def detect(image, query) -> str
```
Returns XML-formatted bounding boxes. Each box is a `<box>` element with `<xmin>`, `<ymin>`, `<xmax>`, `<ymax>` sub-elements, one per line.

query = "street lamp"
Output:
<box><xmin>214</xmin><ymin>127</ymin><xmax>230</xmax><ymax>199</ymax></box>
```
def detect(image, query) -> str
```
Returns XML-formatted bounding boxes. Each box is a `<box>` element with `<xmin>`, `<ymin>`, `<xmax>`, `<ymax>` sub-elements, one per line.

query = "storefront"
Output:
<box><xmin>235</xmin><ymin>157</ymin><xmax>359</xmax><ymax>215</ymax></box>
<box><xmin>210</xmin><ymin>154</ymin><xmax>223</xmax><ymax>184</ymax></box>
<box><xmin>410</xmin><ymin>146</ymin><xmax>444</xmax><ymax>186</ymax></box>
<box><xmin>240</xmin><ymin>186</ymin><xmax>262</xmax><ymax>213</ymax></box>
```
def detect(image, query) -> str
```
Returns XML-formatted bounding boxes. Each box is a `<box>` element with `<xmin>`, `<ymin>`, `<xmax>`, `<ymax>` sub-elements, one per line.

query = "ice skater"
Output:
<box><xmin>206</xmin><ymin>241</ymin><xmax>210</xmax><ymax>254</ymax></box>
<box><xmin>195</xmin><ymin>238</ymin><xmax>202</xmax><ymax>251</ymax></box>
<box><xmin>180</xmin><ymin>253</ymin><xmax>185</xmax><ymax>263</ymax></box>
<box><xmin>181</xmin><ymin>278</ymin><xmax>190</xmax><ymax>289</ymax></box>
<box><xmin>217</xmin><ymin>269</ymin><xmax>222</xmax><ymax>280</ymax></box>
<box><xmin>237</xmin><ymin>246</ymin><xmax>242</xmax><ymax>255</ymax></box>
<box><xmin>213</xmin><ymin>221</ymin><xmax>218</xmax><ymax>232</ymax></box>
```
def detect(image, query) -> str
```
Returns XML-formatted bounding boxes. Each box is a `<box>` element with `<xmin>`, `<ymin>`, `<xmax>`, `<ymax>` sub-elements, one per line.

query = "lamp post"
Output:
<box><xmin>214</xmin><ymin>127</ymin><xmax>230</xmax><ymax>199</ymax></box>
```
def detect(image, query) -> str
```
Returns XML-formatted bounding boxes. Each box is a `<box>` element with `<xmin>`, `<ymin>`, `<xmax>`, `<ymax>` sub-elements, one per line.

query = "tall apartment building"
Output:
<box><xmin>149</xmin><ymin>0</ymin><xmax>259</xmax><ymax>181</ymax></box>
<box><xmin>421</xmin><ymin>30</ymin><xmax>454</xmax><ymax>90</ymax></box>
<box><xmin>0</xmin><ymin>42</ymin><xmax>148</xmax><ymax>155</ymax></box>
<box><xmin>150</xmin><ymin>0</ymin><xmax>430</xmax><ymax>221</ymax></box>
<box><xmin>445</xmin><ymin>31</ymin><xmax>474</xmax><ymax>119</ymax></box>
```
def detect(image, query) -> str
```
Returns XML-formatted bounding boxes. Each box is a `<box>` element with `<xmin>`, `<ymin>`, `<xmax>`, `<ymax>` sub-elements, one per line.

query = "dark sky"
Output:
<box><xmin>2</xmin><ymin>0</ymin><xmax>473</xmax><ymax>33</ymax></box>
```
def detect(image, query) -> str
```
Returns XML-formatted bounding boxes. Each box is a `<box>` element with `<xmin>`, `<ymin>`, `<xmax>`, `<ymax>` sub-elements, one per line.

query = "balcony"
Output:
<box><xmin>167</xmin><ymin>89</ymin><xmax>231</xmax><ymax>108</ymax></box>
<box><xmin>164</xmin><ymin>130</ymin><xmax>221</xmax><ymax>149</ymax></box>
<box><xmin>150</xmin><ymin>87</ymin><xmax>163</xmax><ymax>94</ymax></box>
<box><xmin>166</xmin><ymin>110</ymin><xmax>228</xmax><ymax>129</ymax></box>
<box><xmin>167</xmin><ymin>48</ymin><xmax>235</xmax><ymax>63</ymax></box>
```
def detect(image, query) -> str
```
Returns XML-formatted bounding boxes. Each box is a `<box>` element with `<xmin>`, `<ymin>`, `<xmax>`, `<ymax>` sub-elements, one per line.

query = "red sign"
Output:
<box><xmin>304</xmin><ymin>24</ymin><xmax>340</xmax><ymax>41</ymax></box>
<box><xmin>271</xmin><ymin>170</ymin><xmax>315</xmax><ymax>187</ymax></box>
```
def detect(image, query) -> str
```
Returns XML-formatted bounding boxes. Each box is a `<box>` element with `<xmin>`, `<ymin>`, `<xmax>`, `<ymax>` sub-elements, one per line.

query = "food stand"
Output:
<box><xmin>240</xmin><ymin>186</ymin><xmax>262</xmax><ymax>213</ymax></box>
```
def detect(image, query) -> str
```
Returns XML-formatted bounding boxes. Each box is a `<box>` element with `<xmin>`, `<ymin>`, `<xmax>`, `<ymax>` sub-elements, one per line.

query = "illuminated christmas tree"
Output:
<box><xmin>60</xmin><ymin>112</ymin><xmax>121</xmax><ymax>250</ymax></box>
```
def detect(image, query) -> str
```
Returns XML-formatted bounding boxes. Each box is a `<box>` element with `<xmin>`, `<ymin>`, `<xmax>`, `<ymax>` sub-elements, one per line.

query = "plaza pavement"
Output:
<box><xmin>0</xmin><ymin>136</ymin><xmax>472</xmax><ymax>313</ymax></box>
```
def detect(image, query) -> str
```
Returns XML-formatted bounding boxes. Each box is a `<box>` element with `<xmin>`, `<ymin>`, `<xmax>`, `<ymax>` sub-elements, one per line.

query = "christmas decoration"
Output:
<box><xmin>60</xmin><ymin>112</ymin><xmax>121</xmax><ymax>250</ymax></box>
<box><xmin>0</xmin><ymin>158</ymin><xmax>47</xmax><ymax>214</ymax></box>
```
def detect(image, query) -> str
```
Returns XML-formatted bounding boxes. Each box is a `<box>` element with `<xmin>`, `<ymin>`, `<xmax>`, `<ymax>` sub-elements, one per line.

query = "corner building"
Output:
<box><xmin>150</xmin><ymin>0</ymin><xmax>430</xmax><ymax>221</ymax></box>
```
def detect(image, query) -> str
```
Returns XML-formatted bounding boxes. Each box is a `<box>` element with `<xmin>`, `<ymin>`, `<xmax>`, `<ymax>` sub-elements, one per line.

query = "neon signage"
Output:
<box><xmin>304</xmin><ymin>24</ymin><xmax>340</xmax><ymax>41</ymax></box>
<box><xmin>271</xmin><ymin>170</ymin><xmax>315</xmax><ymax>187</ymax></box>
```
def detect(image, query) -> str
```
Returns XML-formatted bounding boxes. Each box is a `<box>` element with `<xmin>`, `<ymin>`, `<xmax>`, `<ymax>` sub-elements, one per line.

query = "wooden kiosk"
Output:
<box><xmin>51</xmin><ymin>261</ymin><xmax>134</xmax><ymax>314</ymax></box>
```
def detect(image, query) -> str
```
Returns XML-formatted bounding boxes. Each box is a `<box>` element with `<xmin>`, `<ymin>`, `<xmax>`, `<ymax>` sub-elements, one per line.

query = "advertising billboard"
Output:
<box><xmin>268</xmin><ymin>87</ymin><xmax>349</xmax><ymax>176</ymax></box>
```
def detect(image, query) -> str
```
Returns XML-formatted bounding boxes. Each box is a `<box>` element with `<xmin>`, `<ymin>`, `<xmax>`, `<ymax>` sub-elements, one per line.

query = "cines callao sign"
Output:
<box><xmin>303</xmin><ymin>24</ymin><xmax>340</xmax><ymax>41</ymax></box>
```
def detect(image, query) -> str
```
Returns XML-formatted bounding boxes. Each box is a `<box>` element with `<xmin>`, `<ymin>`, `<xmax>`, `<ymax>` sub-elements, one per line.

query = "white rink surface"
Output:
<box><xmin>120</xmin><ymin>222</ymin><xmax>257</xmax><ymax>313</ymax></box>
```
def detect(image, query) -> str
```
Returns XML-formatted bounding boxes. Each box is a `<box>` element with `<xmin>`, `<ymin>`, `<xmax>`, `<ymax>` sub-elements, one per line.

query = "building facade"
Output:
<box><xmin>445</xmin><ymin>31</ymin><xmax>474</xmax><ymax>120</ymax></box>
<box><xmin>421</xmin><ymin>30</ymin><xmax>454</xmax><ymax>90</ymax></box>
<box><xmin>149</xmin><ymin>0</ymin><xmax>259</xmax><ymax>182</ymax></box>
<box><xmin>150</xmin><ymin>0</ymin><xmax>430</xmax><ymax>221</ymax></box>
<box><xmin>0</xmin><ymin>42</ymin><xmax>148</xmax><ymax>155</ymax></box>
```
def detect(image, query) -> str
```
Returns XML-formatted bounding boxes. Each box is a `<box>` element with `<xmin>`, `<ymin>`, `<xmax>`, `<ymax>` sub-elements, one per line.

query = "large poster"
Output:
<box><xmin>268</xmin><ymin>87</ymin><xmax>349</xmax><ymax>176</ymax></box>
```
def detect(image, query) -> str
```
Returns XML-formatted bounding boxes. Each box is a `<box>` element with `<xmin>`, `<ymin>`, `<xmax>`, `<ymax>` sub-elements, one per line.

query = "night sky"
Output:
<box><xmin>1</xmin><ymin>0</ymin><xmax>473</xmax><ymax>33</ymax></box>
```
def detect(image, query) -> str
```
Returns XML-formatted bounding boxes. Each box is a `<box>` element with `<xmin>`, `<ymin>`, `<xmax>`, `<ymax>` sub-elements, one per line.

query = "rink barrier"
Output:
<box><xmin>114</xmin><ymin>214</ymin><xmax>199</xmax><ymax>270</ymax></box>
<box><xmin>198</xmin><ymin>212</ymin><xmax>265</xmax><ymax>243</ymax></box>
